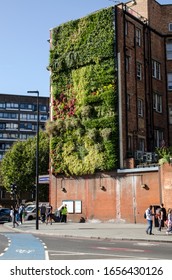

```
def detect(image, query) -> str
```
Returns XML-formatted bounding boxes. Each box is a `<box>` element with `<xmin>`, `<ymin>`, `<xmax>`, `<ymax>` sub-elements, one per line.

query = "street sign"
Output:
<box><xmin>38</xmin><ymin>175</ymin><xmax>49</xmax><ymax>184</ymax></box>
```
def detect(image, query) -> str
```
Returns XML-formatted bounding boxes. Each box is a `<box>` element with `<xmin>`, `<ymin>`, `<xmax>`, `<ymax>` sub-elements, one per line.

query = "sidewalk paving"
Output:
<box><xmin>3</xmin><ymin>220</ymin><xmax>172</xmax><ymax>243</ymax></box>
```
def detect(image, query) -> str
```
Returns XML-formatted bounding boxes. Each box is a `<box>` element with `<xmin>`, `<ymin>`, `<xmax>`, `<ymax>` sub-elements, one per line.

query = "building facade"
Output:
<box><xmin>48</xmin><ymin>0</ymin><xmax>172</xmax><ymax>223</ymax></box>
<box><xmin>116</xmin><ymin>0</ymin><xmax>172</xmax><ymax>168</ymax></box>
<box><xmin>0</xmin><ymin>93</ymin><xmax>49</xmax><ymax>205</ymax></box>
<box><xmin>0</xmin><ymin>93</ymin><xmax>49</xmax><ymax>160</ymax></box>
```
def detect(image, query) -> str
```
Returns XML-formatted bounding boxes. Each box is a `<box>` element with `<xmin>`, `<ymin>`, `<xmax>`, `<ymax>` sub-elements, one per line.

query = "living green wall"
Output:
<box><xmin>48</xmin><ymin>7</ymin><xmax>119</xmax><ymax>176</ymax></box>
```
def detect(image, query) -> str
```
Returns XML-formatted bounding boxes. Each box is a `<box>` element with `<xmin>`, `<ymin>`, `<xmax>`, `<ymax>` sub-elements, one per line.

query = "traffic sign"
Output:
<box><xmin>38</xmin><ymin>175</ymin><xmax>49</xmax><ymax>184</ymax></box>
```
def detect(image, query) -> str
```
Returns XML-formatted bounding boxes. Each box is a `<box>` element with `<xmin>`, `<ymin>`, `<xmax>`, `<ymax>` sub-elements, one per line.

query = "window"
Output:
<box><xmin>0</xmin><ymin>103</ymin><xmax>5</xmax><ymax>108</ymax></box>
<box><xmin>167</xmin><ymin>73</ymin><xmax>172</xmax><ymax>90</ymax></box>
<box><xmin>153</xmin><ymin>93</ymin><xmax>162</xmax><ymax>113</ymax></box>
<box><xmin>138</xmin><ymin>138</ymin><xmax>145</xmax><ymax>152</ymax></box>
<box><xmin>137</xmin><ymin>62</ymin><xmax>142</xmax><ymax>80</ymax></box>
<box><xmin>0</xmin><ymin>113</ymin><xmax>18</xmax><ymax>119</ymax></box>
<box><xmin>0</xmin><ymin>123</ymin><xmax>6</xmax><ymax>129</ymax></box>
<box><xmin>6</xmin><ymin>123</ymin><xmax>18</xmax><ymax>130</ymax></box>
<box><xmin>154</xmin><ymin>130</ymin><xmax>164</xmax><ymax>148</ymax></box>
<box><xmin>0</xmin><ymin>143</ymin><xmax>11</xmax><ymax>150</ymax></box>
<box><xmin>125</xmin><ymin>21</ymin><xmax>128</xmax><ymax>36</ymax></box>
<box><xmin>6</xmin><ymin>103</ymin><xmax>18</xmax><ymax>109</ymax></box>
<box><xmin>127</xmin><ymin>94</ymin><xmax>130</xmax><ymax>111</ymax></box>
<box><xmin>166</xmin><ymin>39</ymin><xmax>172</xmax><ymax>60</ymax></box>
<box><xmin>20</xmin><ymin>103</ymin><xmax>33</xmax><ymax>110</ymax></box>
<box><xmin>40</xmin><ymin>115</ymin><xmax>48</xmax><ymax>121</ymax></box>
<box><xmin>128</xmin><ymin>135</ymin><xmax>132</xmax><ymax>151</ymax></box>
<box><xmin>136</xmin><ymin>28</ymin><xmax>141</xmax><ymax>46</ymax></box>
<box><xmin>169</xmin><ymin>107</ymin><xmax>172</xmax><ymax>124</ymax></box>
<box><xmin>0</xmin><ymin>153</ymin><xmax>4</xmax><ymax>160</ymax></box>
<box><xmin>138</xmin><ymin>98</ymin><xmax>144</xmax><ymax>117</ymax></box>
<box><xmin>126</xmin><ymin>56</ymin><xmax>130</xmax><ymax>73</ymax></box>
<box><xmin>0</xmin><ymin>133</ymin><xmax>18</xmax><ymax>139</ymax></box>
<box><xmin>20</xmin><ymin>114</ymin><xmax>27</xmax><ymax>120</ymax></box>
<box><xmin>152</xmin><ymin>60</ymin><xmax>161</xmax><ymax>80</ymax></box>
<box><xmin>40</xmin><ymin>105</ymin><xmax>47</xmax><ymax>112</ymax></box>
<box><xmin>169</xmin><ymin>23</ymin><xmax>172</xmax><ymax>32</ymax></box>
<box><xmin>20</xmin><ymin>134</ymin><xmax>27</xmax><ymax>140</ymax></box>
<box><xmin>20</xmin><ymin>123</ymin><xmax>32</xmax><ymax>130</ymax></box>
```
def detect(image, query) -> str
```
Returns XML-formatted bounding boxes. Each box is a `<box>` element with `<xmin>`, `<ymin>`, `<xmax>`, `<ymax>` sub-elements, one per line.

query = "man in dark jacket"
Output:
<box><xmin>158</xmin><ymin>203</ymin><xmax>167</xmax><ymax>231</ymax></box>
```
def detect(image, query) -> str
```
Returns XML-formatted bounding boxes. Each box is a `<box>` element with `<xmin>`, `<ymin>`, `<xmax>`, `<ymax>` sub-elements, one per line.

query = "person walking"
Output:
<box><xmin>166</xmin><ymin>208</ymin><xmax>172</xmax><ymax>235</ymax></box>
<box><xmin>60</xmin><ymin>204</ymin><xmax>68</xmax><ymax>223</ymax></box>
<box><xmin>40</xmin><ymin>204</ymin><xmax>46</xmax><ymax>223</ymax></box>
<box><xmin>10</xmin><ymin>206</ymin><xmax>19</xmax><ymax>228</ymax></box>
<box><xmin>46</xmin><ymin>204</ymin><xmax>53</xmax><ymax>225</ymax></box>
<box><xmin>157</xmin><ymin>203</ymin><xmax>167</xmax><ymax>231</ymax></box>
<box><xmin>145</xmin><ymin>205</ymin><xmax>154</xmax><ymax>235</ymax></box>
<box><xmin>18</xmin><ymin>204</ymin><xmax>24</xmax><ymax>224</ymax></box>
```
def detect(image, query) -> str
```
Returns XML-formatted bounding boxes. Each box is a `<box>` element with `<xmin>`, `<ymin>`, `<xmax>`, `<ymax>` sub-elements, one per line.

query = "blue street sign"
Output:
<box><xmin>38</xmin><ymin>175</ymin><xmax>49</xmax><ymax>184</ymax></box>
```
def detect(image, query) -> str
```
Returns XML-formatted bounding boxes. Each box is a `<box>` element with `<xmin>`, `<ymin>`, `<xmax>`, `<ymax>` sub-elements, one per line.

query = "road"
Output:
<box><xmin>39</xmin><ymin>235</ymin><xmax>172</xmax><ymax>260</ymax></box>
<box><xmin>0</xmin><ymin>224</ymin><xmax>172</xmax><ymax>260</ymax></box>
<box><xmin>0</xmin><ymin>224</ymin><xmax>47</xmax><ymax>260</ymax></box>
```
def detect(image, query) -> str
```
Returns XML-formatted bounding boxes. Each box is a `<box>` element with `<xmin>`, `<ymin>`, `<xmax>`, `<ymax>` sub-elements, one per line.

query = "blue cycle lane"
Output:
<box><xmin>0</xmin><ymin>233</ymin><xmax>47</xmax><ymax>260</ymax></box>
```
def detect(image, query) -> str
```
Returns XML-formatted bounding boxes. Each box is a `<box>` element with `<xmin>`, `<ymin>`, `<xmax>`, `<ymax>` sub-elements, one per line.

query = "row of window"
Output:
<box><xmin>0</xmin><ymin>112</ymin><xmax>48</xmax><ymax>121</ymax></box>
<box><xmin>0</xmin><ymin>133</ymin><xmax>34</xmax><ymax>140</ymax></box>
<box><xmin>0</xmin><ymin>102</ymin><xmax>48</xmax><ymax>112</ymax></box>
<box><xmin>126</xmin><ymin>20</ymin><xmax>172</xmax><ymax>60</ymax></box>
<box><xmin>126</xmin><ymin>58</ymin><xmax>161</xmax><ymax>81</ymax></box>
<box><xmin>0</xmin><ymin>122</ymin><xmax>38</xmax><ymax>131</ymax></box>
<box><xmin>127</xmin><ymin>55</ymin><xmax>172</xmax><ymax>90</ymax></box>
<box><xmin>0</xmin><ymin>143</ymin><xmax>11</xmax><ymax>150</ymax></box>
<box><xmin>127</xmin><ymin>92</ymin><xmax>163</xmax><ymax>117</ymax></box>
<box><xmin>128</xmin><ymin>129</ymin><xmax>164</xmax><ymax>151</ymax></box>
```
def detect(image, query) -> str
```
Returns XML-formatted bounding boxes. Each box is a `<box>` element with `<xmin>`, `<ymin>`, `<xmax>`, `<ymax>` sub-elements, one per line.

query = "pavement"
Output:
<box><xmin>2</xmin><ymin>220</ymin><xmax>172</xmax><ymax>243</ymax></box>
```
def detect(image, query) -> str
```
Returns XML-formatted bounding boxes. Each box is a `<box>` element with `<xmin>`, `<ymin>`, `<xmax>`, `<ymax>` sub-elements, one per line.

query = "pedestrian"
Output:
<box><xmin>40</xmin><ymin>204</ymin><xmax>46</xmax><ymax>223</ymax></box>
<box><xmin>157</xmin><ymin>203</ymin><xmax>167</xmax><ymax>231</ymax></box>
<box><xmin>166</xmin><ymin>208</ymin><xmax>172</xmax><ymax>235</ymax></box>
<box><xmin>145</xmin><ymin>205</ymin><xmax>155</xmax><ymax>235</ymax></box>
<box><xmin>10</xmin><ymin>205</ymin><xmax>19</xmax><ymax>228</ymax></box>
<box><xmin>18</xmin><ymin>204</ymin><xmax>24</xmax><ymax>224</ymax></box>
<box><xmin>60</xmin><ymin>204</ymin><xmax>68</xmax><ymax>223</ymax></box>
<box><xmin>46</xmin><ymin>204</ymin><xmax>53</xmax><ymax>225</ymax></box>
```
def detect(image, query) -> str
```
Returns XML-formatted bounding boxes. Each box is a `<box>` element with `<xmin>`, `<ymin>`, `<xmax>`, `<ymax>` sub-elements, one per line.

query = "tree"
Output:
<box><xmin>0</xmin><ymin>131</ymin><xmax>49</xmax><ymax>200</ymax></box>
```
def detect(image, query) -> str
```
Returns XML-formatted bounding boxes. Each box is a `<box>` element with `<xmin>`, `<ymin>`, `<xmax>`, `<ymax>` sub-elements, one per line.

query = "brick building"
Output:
<box><xmin>116</xmin><ymin>0</ymin><xmax>172</xmax><ymax>168</ymax></box>
<box><xmin>48</xmin><ymin>0</ymin><xmax>172</xmax><ymax>223</ymax></box>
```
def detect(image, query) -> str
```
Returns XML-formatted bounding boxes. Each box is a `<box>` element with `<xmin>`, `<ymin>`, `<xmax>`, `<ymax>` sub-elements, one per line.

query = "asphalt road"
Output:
<box><xmin>39</xmin><ymin>235</ymin><xmax>172</xmax><ymax>260</ymax></box>
<box><xmin>1</xmin><ymin>227</ymin><xmax>172</xmax><ymax>260</ymax></box>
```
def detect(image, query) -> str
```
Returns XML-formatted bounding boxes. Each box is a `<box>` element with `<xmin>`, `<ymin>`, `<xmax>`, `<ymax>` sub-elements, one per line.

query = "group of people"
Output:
<box><xmin>145</xmin><ymin>203</ymin><xmax>172</xmax><ymax>235</ymax></box>
<box><xmin>40</xmin><ymin>203</ymin><xmax>68</xmax><ymax>224</ymax></box>
<box><xmin>40</xmin><ymin>204</ymin><xmax>53</xmax><ymax>225</ymax></box>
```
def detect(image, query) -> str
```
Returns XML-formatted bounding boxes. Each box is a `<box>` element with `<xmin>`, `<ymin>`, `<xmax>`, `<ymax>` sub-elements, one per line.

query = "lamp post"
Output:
<box><xmin>27</xmin><ymin>90</ymin><xmax>39</xmax><ymax>230</ymax></box>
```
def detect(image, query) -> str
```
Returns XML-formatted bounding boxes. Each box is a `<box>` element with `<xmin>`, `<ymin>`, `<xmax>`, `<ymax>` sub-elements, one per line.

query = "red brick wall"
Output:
<box><xmin>49</xmin><ymin>164</ymin><xmax>172</xmax><ymax>223</ymax></box>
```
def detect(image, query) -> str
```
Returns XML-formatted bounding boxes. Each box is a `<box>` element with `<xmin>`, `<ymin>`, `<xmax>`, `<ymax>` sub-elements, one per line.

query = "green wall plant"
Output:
<box><xmin>48</xmin><ymin>7</ymin><xmax>119</xmax><ymax>176</ymax></box>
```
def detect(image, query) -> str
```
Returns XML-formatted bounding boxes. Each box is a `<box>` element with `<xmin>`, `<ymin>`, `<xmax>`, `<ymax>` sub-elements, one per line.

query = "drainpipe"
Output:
<box><xmin>158</xmin><ymin>165</ymin><xmax>162</xmax><ymax>204</ymax></box>
<box><xmin>115</xmin><ymin>5</ymin><xmax>124</xmax><ymax>168</ymax></box>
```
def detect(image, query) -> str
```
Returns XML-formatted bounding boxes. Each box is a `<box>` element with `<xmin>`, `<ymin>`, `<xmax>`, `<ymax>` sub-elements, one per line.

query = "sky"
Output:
<box><xmin>0</xmin><ymin>0</ymin><xmax>170</xmax><ymax>97</ymax></box>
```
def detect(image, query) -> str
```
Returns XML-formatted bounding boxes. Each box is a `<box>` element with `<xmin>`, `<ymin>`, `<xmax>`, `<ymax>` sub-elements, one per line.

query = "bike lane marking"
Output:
<box><xmin>0</xmin><ymin>233</ymin><xmax>47</xmax><ymax>260</ymax></box>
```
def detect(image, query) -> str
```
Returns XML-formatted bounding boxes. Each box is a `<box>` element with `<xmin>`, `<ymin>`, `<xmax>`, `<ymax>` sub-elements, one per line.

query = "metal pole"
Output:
<box><xmin>27</xmin><ymin>90</ymin><xmax>39</xmax><ymax>230</ymax></box>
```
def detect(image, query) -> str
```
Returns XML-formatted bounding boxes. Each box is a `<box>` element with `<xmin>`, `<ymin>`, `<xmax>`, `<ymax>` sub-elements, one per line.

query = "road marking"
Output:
<box><xmin>0</xmin><ymin>233</ymin><xmax>46</xmax><ymax>260</ymax></box>
<box><xmin>16</xmin><ymin>249</ymin><xmax>35</xmax><ymax>254</ymax></box>
<box><xmin>48</xmin><ymin>250</ymin><xmax>159</xmax><ymax>259</ymax></box>
<box><xmin>134</xmin><ymin>242</ymin><xmax>159</xmax><ymax>247</ymax></box>
<box><xmin>95</xmin><ymin>246</ymin><xmax>147</xmax><ymax>253</ymax></box>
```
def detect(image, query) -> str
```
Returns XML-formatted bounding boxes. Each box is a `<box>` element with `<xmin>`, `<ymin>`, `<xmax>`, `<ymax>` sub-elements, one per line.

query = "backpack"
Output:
<box><xmin>144</xmin><ymin>211</ymin><xmax>146</xmax><ymax>219</ymax></box>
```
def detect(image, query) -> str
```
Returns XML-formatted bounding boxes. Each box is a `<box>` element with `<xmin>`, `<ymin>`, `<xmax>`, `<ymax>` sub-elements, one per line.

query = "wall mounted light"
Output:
<box><xmin>61</xmin><ymin>187</ymin><xmax>67</xmax><ymax>193</ymax></box>
<box><xmin>141</xmin><ymin>184</ymin><xmax>149</xmax><ymax>190</ymax></box>
<box><xmin>100</xmin><ymin>186</ymin><xmax>106</xmax><ymax>191</ymax></box>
